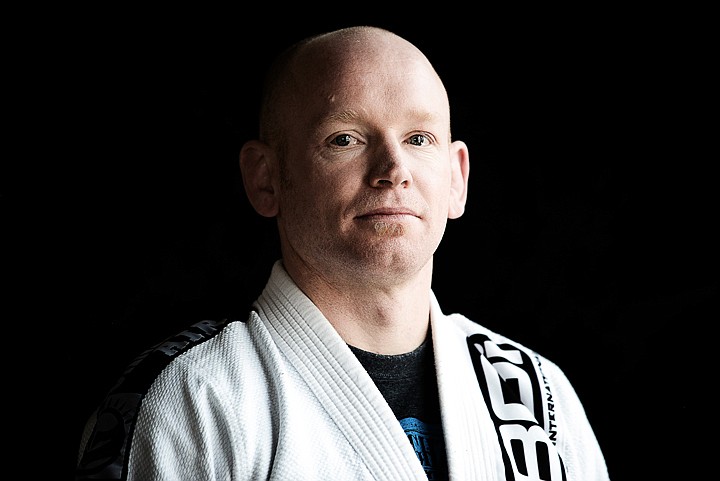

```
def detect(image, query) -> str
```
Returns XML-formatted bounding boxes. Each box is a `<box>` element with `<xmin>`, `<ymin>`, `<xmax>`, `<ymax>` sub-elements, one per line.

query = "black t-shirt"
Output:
<box><xmin>349</xmin><ymin>336</ymin><xmax>449</xmax><ymax>481</ymax></box>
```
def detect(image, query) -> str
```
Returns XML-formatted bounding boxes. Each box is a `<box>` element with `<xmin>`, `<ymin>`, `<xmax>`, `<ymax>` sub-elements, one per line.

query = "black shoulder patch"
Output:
<box><xmin>75</xmin><ymin>317</ymin><xmax>236</xmax><ymax>480</ymax></box>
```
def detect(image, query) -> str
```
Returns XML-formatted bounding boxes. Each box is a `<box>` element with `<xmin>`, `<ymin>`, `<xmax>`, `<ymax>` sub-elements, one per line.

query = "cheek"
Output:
<box><xmin>282</xmin><ymin>176</ymin><xmax>346</xmax><ymax>219</ymax></box>
<box><xmin>423</xmin><ymin>173</ymin><xmax>452</xmax><ymax>207</ymax></box>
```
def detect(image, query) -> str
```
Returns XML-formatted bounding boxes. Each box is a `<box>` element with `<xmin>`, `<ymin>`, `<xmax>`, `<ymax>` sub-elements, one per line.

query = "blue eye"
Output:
<box><xmin>331</xmin><ymin>134</ymin><xmax>353</xmax><ymax>146</ymax></box>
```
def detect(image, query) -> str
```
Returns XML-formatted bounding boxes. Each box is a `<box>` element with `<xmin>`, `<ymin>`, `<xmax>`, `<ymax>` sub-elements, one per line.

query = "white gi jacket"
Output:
<box><xmin>76</xmin><ymin>260</ymin><xmax>609</xmax><ymax>480</ymax></box>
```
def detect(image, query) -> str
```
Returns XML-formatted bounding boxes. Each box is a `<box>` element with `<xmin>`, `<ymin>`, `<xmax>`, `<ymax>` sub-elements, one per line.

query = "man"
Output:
<box><xmin>76</xmin><ymin>26</ymin><xmax>609</xmax><ymax>480</ymax></box>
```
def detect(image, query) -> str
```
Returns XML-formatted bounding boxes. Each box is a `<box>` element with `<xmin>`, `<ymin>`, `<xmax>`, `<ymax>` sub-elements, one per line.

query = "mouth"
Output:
<box><xmin>355</xmin><ymin>208</ymin><xmax>419</xmax><ymax>237</ymax></box>
<box><xmin>356</xmin><ymin>207</ymin><xmax>420</xmax><ymax>220</ymax></box>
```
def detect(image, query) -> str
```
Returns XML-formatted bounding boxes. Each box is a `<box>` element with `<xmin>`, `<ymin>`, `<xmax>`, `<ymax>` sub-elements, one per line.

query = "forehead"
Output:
<box><xmin>286</xmin><ymin>46</ymin><xmax>450</xmax><ymax>131</ymax></box>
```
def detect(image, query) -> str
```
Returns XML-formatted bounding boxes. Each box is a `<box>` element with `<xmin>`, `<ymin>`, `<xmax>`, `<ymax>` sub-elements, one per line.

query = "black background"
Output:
<box><xmin>7</xmin><ymin>8</ymin><xmax>715</xmax><ymax>480</ymax></box>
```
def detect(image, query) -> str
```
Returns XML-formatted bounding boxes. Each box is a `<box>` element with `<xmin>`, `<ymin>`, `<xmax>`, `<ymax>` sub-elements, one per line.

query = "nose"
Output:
<box><xmin>369</xmin><ymin>141</ymin><xmax>412</xmax><ymax>188</ymax></box>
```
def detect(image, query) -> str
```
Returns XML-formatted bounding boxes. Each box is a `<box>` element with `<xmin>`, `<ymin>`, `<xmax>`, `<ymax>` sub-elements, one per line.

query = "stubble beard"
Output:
<box><xmin>372</xmin><ymin>221</ymin><xmax>405</xmax><ymax>237</ymax></box>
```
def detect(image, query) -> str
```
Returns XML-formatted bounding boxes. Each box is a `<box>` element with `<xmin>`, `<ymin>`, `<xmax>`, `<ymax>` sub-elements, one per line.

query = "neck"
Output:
<box><xmin>329</xmin><ymin>287</ymin><xmax>432</xmax><ymax>355</ymax></box>
<box><xmin>285</xmin><ymin>258</ymin><xmax>434</xmax><ymax>355</ymax></box>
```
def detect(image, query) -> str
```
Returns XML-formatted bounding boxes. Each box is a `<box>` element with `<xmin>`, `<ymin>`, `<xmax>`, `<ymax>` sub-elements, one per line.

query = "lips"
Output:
<box><xmin>357</xmin><ymin>207</ymin><xmax>419</xmax><ymax>218</ymax></box>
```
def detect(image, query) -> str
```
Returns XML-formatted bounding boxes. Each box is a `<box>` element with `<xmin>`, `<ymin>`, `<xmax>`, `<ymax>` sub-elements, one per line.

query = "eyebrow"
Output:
<box><xmin>321</xmin><ymin>107</ymin><xmax>440</xmax><ymax>127</ymax></box>
<box><xmin>324</xmin><ymin>109</ymin><xmax>362</xmax><ymax>124</ymax></box>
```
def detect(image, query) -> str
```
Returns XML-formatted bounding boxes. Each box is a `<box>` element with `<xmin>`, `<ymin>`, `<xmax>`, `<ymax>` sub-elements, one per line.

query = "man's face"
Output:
<box><xmin>274</xmin><ymin>47</ymin><xmax>463</xmax><ymax>286</ymax></box>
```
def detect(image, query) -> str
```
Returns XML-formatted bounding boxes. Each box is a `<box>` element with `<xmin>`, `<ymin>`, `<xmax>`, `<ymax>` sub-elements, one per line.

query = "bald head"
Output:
<box><xmin>259</xmin><ymin>26</ymin><xmax>450</xmax><ymax>149</ymax></box>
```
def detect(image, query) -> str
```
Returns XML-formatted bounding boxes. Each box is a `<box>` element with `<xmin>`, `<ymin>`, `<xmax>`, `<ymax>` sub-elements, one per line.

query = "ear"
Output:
<box><xmin>447</xmin><ymin>140</ymin><xmax>470</xmax><ymax>219</ymax></box>
<box><xmin>239</xmin><ymin>140</ymin><xmax>280</xmax><ymax>217</ymax></box>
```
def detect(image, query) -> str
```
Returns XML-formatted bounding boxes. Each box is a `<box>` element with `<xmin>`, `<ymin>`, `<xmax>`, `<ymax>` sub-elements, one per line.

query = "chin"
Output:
<box><xmin>371</xmin><ymin>220</ymin><xmax>406</xmax><ymax>237</ymax></box>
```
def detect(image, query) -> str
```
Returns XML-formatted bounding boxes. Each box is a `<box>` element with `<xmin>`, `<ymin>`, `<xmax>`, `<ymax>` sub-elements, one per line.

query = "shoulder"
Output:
<box><xmin>114</xmin><ymin>317</ymin><xmax>249</xmax><ymax>395</ymax></box>
<box><xmin>76</xmin><ymin>316</ymin><xmax>261</xmax><ymax>479</ymax></box>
